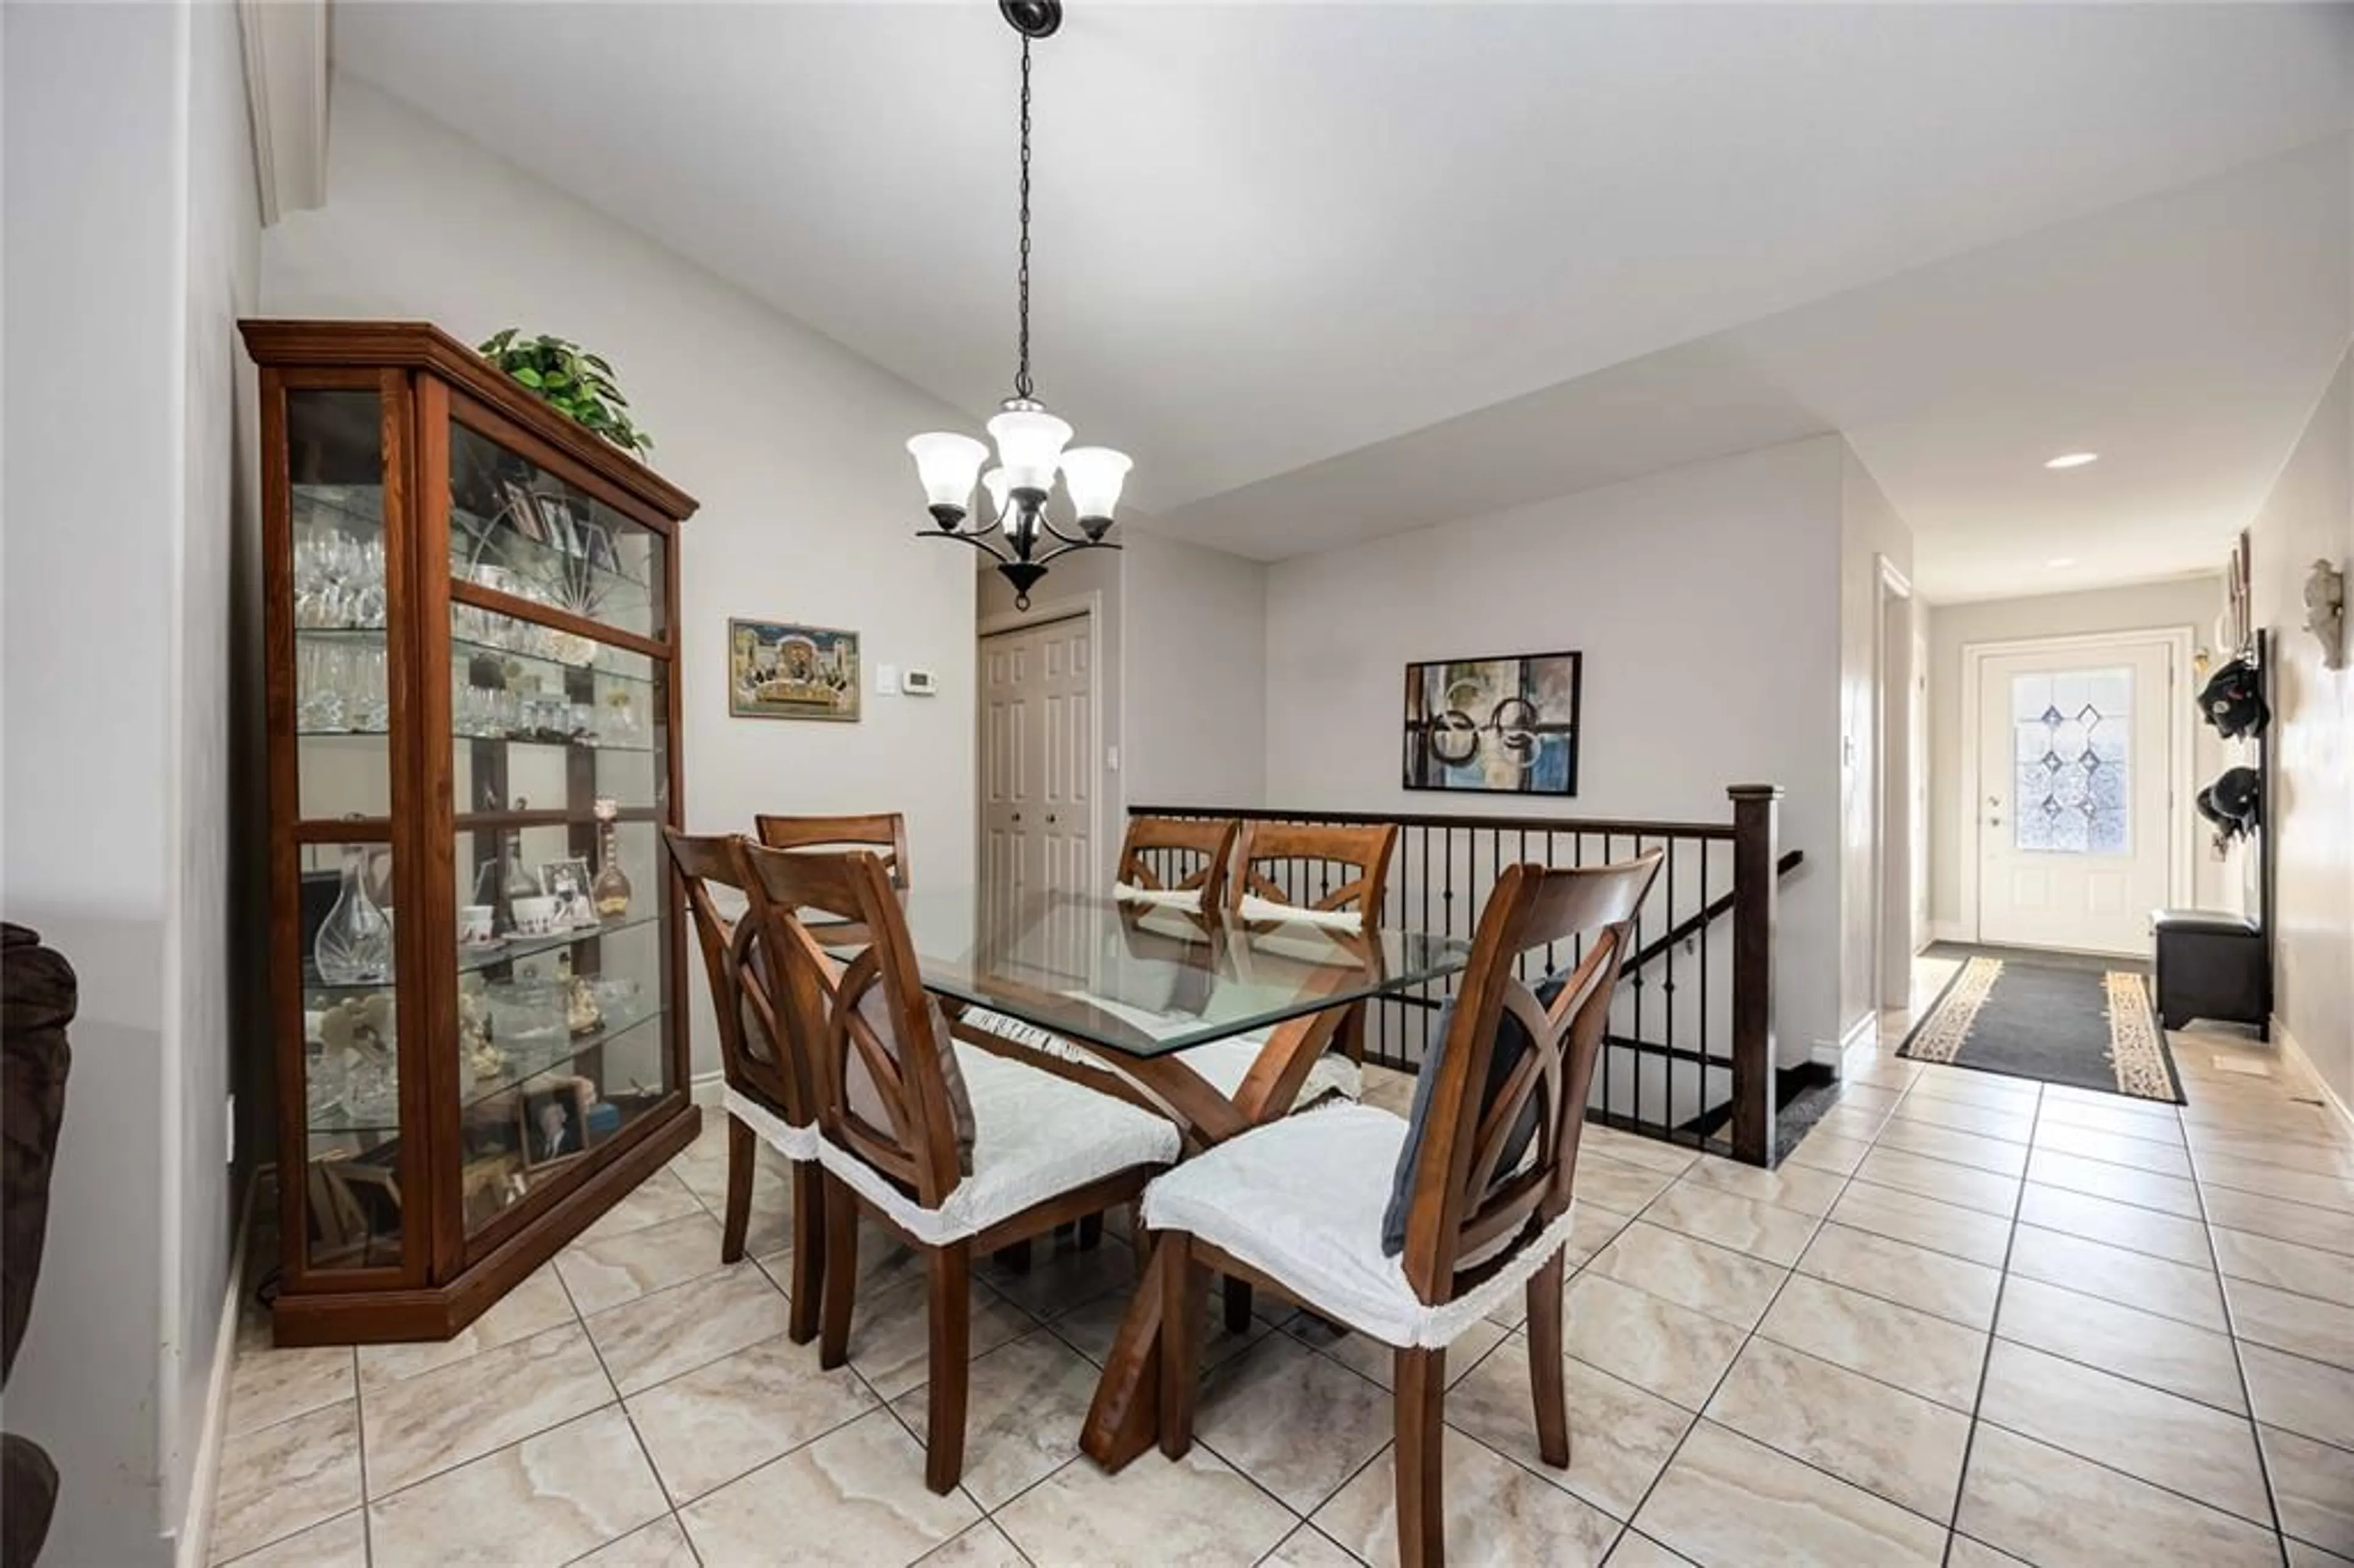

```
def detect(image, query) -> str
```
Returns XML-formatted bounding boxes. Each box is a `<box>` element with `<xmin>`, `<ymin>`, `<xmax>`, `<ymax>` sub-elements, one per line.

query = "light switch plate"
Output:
<box><xmin>876</xmin><ymin>663</ymin><xmax>901</xmax><ymax>695</ymax></box>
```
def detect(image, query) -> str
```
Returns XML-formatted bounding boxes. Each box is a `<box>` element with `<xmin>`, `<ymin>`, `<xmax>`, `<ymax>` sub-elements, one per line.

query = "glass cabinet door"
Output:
<box><xmin>286</xmin><ymin>389</ymin><xmax>406</xmax><ymax>1273</ymax></box>
<box><xmin>447</xmin><ymin>420</ymin><xmax>668</xmax><ymax>641</ymax></box>
<box><xmin>443</xmin><ymin>419</ymin><xmax>677</xmax><ymax>1246</ymax></box>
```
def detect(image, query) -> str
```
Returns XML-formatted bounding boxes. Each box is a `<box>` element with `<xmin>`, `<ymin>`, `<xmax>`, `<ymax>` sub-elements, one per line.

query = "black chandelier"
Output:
<box><xmin>904</xmin><ymin>0</ymin><xmax>1129</xmax><ymax>611</ymax></box>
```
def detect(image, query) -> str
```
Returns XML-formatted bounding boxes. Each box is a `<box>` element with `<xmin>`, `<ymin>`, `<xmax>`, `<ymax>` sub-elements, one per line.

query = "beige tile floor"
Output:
<box><xmin>210</xmin><ymin>981</ymin><xmax>2354</xmax><ymax>1567</ymax></box>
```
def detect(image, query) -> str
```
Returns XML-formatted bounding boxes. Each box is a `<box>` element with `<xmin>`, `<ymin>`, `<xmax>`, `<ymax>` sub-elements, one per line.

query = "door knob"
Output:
<box><xmin>1047</xmin><ymin>814</ymin><xmax>1057</xmax><ymax>824</ymax></box>
<box><xmin>1013</xmin><ymin>812</ymin><xmax>1022</xmax><ymax>823</ymax></box>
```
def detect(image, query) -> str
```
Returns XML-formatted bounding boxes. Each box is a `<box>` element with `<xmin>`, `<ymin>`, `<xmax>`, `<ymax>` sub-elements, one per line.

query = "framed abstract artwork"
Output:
<box><xmin>728</xmin><ymin>618</ymin><xmax>861</xmax><ymax>721</ymax></box>
<box><xmin>1403</xmin><ymin>650</ymin><xmax>1582</xmax><ymax>796</ymax></box>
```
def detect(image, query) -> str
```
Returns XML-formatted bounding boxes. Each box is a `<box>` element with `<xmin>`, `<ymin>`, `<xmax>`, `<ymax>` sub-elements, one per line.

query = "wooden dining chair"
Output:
<box><xmin>1149</xmin><ymin>850</ymin><xmax>1663</xmax><ymax>1568</ymax></box>
<box><xmin>1113</xmin><ymin>815</ymin><xmax>1241</xmax><ymax>914</ymax></box>
<box><xmin>955</xmin><ymin>812</ymin><xmax>1241</xmax><ymax>1090</ymax></box>
<box><xmin>665</xmin><ymin>829</ymin><xmax>827</xmax><ymax>1343</ymax></box>
<box><xmin>737</xmin><ymin>841</ymin><xmax>1182</xmax><ymax>1494</ymax></box>
<box><xmin>753</xmin><ymin>811</ymin><xmax>912</xmax><ymax>881</ymax></box>
<box><xmin>753</xmin><ymin>812</ymin><xmax>912</xmax><ymax>946</ymax></box>
<box><xmin>1174</xmin><ymin>819</ymin><xmax>1400</xmax><ymax>1106</ymax></box>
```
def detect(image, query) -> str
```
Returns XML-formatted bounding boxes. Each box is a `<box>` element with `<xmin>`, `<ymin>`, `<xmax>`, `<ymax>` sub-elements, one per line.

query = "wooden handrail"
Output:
<box><xmin>1129</xmin><ymin>803</ymin><xmax>1735</xmax><ymax>842</ymax></box>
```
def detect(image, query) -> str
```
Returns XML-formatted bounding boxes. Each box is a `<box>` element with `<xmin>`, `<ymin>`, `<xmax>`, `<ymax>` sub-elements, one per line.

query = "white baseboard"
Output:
<box><xmin>1814</xmin><ymin>1013</ymin><xmax>1880</xmax><ymax>1076</ymax></box>
<box><xmin>173</xmin><ymin>1176</ymin><xmax>254</xmax><ymax>1568</ymax></box>
<box><xmin>2275</xmin><ymin>1016</ymin><xmax>2354</xmax><ymax>1139</ymax></box>
<box><xmin>1924</xmin><ymin>920</ymin><xmax>1971</xmax><ymax>946</ymax></box>
<box><xmin>691</xmin><ymin>1068</ymin><xmax>725</xmax><ymax>1108</ymax></box>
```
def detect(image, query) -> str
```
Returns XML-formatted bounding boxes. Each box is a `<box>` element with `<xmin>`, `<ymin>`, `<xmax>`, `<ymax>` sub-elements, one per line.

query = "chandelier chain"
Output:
<box><xmin>1015</xmin><ymin>37</ymin><xmax>1034</xmax><ymax>401</ymax></box>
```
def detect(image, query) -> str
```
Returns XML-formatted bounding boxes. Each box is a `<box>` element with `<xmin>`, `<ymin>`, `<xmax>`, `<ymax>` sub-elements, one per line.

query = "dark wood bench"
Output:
<box><xmin>2150</xmin><ymin>908</ymin><xmax>2269</xmax><ymax>1037</ymax></box>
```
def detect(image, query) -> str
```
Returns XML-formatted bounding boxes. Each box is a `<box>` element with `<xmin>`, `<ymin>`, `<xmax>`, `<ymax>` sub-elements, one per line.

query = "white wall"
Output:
<box><xmin>262</xmin><ymin>75</ymin><xmax>982</xmax><ymax>1078</ymax></box>
<box><xmin>1260</xmin><ymin>436</ymin><xmax>1848</xmax><ymax>1065</ymax></box>
<box><xmin>2</xmin><ymin>2</ymin><xmax>256</xmax><ymax>1561</ymax></box>
<box><xmin>2247</xmin><ymin>350</ymin><xmax>2353</xmax><ymax>1109</ymax></box>
<box><xmin>1125</xmin><ymin>530</ymin><xmax>1269</xmax><ymax>810</ymax></box>
<box><xmin>1923</xmin><ymin>576</ymin><xmax>2229</xmax><ymax>935</ymax></box>
<box><xmin>1840</xmin><ymin>448</ymin><xmax>1916</xmax><ymax>1034</ymax></box>
<box><xmin>167</xmin><ymin>0</ymin><xmax>261</xmax><ymax>1547</ymax></box>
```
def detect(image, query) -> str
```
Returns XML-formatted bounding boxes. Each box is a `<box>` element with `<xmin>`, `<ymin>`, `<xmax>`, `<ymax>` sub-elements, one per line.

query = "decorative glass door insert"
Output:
<box><xmin>2010</xmin><ymin>666</ymin><xmax>2131</xmax><ymax>856</ymax></box>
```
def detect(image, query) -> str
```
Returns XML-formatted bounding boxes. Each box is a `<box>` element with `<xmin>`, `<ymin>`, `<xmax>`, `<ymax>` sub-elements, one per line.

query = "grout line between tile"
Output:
<box><xmin>2184</xmin><ymin>1109</ymin><xmax>2296</xmax><ymax>1553</ymax></box>
<box><xmin>543</xmin><ymin>1245</ymin><xmax>695</xmax><ymax>1567</ymax></box>
<box><xmin>1931</xmin><ymin>1070</ymin><xmax>2041</xmax><ymax>1568</ymax></box>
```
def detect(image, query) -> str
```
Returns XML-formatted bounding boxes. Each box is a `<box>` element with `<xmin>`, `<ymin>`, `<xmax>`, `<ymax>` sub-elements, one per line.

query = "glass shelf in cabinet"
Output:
<box><xmin>463</xmin><ymin>733</ymin><xmax>657</xmax><ymax>756</ymax></box>
<box><xmin>299</xmin><ymin>623</ymin><xmax>661</xmax><ymax>690</ymax></box>
<box><xmin>305</xmin><ymin>1001</ymin><xmax>668</xmax><ymax>1136</ymax></box>
<box><xmin>299</xmin><ymin>907</ymin><xmax>664</xmax><ymax>997</ymax></box>
<box><xmin>457</xmin><ymin>1000</ymin><xmax>666</xmax><ymax>1117</ymax></box>
<box><xmin>447</xmin><ymin>630</ymin><xmax>659</xmax><ymax>688</ymax></box>
<box><xmin>292</xmin><ymin>484</ymin><xmax>388</xmax><ymax>535</ymax></box>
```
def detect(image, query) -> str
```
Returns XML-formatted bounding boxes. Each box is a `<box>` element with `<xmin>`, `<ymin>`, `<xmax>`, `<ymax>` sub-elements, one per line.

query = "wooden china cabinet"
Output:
<box><xmin>242</xmin><ymin>321</ymin><xmax>700</xmax><ymax>1344</ymax></box>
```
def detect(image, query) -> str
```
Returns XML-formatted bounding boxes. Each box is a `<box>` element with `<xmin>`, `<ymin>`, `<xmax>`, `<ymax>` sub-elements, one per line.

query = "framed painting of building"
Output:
<box><xmin>729</xmin><ymin>619</ymin><xmax>861</xmax><ymax>721</ymax></box>
<box><xmin>1403</xmin><ymin>650</ymin><xmax>1582</xmax><ymax>795</ymax></box>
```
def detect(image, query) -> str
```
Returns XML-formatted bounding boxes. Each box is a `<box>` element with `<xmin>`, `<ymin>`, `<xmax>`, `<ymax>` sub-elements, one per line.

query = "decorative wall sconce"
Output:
<box><xmin>2303</xmin><ymin>557</ymin><xmax>2345</xmax><ymax>671</ymax></box>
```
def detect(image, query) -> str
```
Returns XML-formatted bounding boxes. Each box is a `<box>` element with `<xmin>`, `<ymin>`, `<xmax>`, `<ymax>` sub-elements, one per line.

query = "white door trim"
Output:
<box><xmin>976</xmin><ymin>592</ymin><xmax>1106</xmax><ymax>892</ymax></box>
<box><xmin>1956</xmin><ymin>625</ymin><xmax>2194</xmax><ymax>948</ymax></box>
<box><xmin>1872</xmin><ymin>554</ymin><xmax>1914</xmax><ymax>1009</ymax></box>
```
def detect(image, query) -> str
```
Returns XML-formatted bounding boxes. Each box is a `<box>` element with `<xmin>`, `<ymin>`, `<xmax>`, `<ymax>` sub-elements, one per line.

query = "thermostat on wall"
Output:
<box><xmin>902</xmin><ymin>668</ymin><xmax>939</xmax><ymax>696</ymax></box>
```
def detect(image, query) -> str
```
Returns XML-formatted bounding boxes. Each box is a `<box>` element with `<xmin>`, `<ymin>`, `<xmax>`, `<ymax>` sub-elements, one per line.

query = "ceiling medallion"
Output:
<box><xmin>904</xmin><ymin>0</ymin><xmax>1126</xmax><ymax>611</ymax></box>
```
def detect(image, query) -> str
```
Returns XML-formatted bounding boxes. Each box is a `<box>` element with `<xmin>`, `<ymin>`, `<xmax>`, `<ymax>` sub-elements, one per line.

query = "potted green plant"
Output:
<box><xmin>476</xmin><ymin>330</ymin><xmax>653</xmax><ymax>458</ymax></box>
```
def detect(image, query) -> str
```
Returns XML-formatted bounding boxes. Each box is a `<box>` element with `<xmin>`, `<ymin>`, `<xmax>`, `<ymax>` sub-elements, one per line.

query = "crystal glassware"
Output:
<box><xmin>592</xmin><ymin>798</ymin><xmax>632</xmax><ymax>918</ymax></box>
<box><xmin>498</xmin><ymin>829</ymin><xmax>541</xmax><ymax>930</ymax></box>
<box><xmin>314</xmin><ymin>845</ymin><xmax>394</xmax><ymax>984</ymax></box>
<box><xmin>299</xmin><ymin>640</ymin><xmax>348</xmax><ymax>733</ymax></box>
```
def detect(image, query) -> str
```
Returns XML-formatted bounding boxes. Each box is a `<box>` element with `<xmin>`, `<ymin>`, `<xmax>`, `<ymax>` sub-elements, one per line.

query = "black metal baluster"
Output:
<box><xmin>1543</xmin><ymin>829</ymin><xmax>1558</xmax><ymax>977</ymax></box>
<box><xmin>1601</xmin><ymin>831</ymin><xmax>1612</xmax><ymax>1123</ymax></box>
<box><xmin>1665</xmin><ymin>838</ymin><xmax>1679</xmax><ymax>1139</ymax></box>
<box><xmin>1704</xmin><ymin>843</ymin><xmax>1723</xmax><ymax>1135</ymax></box>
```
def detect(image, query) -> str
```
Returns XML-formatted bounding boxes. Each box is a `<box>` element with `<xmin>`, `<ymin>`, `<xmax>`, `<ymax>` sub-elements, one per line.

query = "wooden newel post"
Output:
<box><xmin>1727</xmin><ymin>785</ymin><xmax>1781</xmax><ymax>1166</ymax></box>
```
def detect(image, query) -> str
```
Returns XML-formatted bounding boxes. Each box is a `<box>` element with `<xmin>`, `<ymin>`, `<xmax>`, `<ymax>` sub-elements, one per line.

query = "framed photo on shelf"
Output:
<box><xmin>541</xmin><ymin>858</ymin><xmax>597</xmax><ymax>928</ymax></box>
<box><xmin>1402</xmin><ymin>649</ymin><xmax>1582</xmax><ymax>796</ymax></box>
<box><xmin>728</xmin><ymin>618</ymin><xmax>861</xmax><ymax>721</ymax></box>
<box><xmin>516</xmin><ymin>1078</ymin><xmax>596</xmax><ymax>1171</ymax></box>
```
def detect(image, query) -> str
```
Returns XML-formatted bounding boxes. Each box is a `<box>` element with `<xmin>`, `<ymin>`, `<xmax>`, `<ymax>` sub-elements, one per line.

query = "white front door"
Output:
<box><xmin>978</xmin><ymin>614</ymin><xmax>1095</xmax><ymax>926</ymax></box>
<box><xmin>1976</xmin><ymin>641</ymin><xmax>2174</xmax><ymax>955</ymax></box>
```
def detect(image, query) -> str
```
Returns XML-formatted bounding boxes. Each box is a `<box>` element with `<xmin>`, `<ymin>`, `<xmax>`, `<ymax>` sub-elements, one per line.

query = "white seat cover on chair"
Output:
<box><xmin>1235</xmin><ymin>895</ymin><xmax>1363</xmax><ymax>933</ymax></box>
<box><xmin>1141</xmin><ymin>1103</ymin><xmax>1577</xmax><ymax>1349</ymax></box>
<box><xmin>1171</xmin><ymin>1034</ymin><xmax>1361</xmax><ymax>1107</ymax></box>
<box><xmin>1112</xmin><ymin>881</ymin><xmax>1204</xmax><ymax>913</ymax></box>
<box><xmin>818</xmin><ymin>1042</ymin><xmax>1181</xmax><ymax>1246</ymax></box>
<box><xmin>723</xmin><ymin>1086</ymin><xmax>821</xmax><ymax>1162</ymax></box>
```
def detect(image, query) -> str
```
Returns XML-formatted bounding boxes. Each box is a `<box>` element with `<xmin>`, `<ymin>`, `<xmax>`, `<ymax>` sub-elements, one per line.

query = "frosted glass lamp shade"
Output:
<box><xmin>981</xmin><ymin>468</ymin><xmax>1013</xmax><ymax>531</ymax></box>
<box><xmin>986</xmin><ymin>406</ymin><xmax>1072</xmax><ymax>495</ymax></box>
<box><xmin>907</xmin><ymin>432</ymin><xmax>988</xmax><ymax>520</ymax></box>
<box><xmin>1060</xmin><ymin>447</ymin><xmax>1132</xmax><ymax>525</ymax></box>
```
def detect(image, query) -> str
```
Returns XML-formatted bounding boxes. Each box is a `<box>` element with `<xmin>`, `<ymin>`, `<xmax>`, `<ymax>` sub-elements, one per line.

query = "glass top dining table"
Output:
<box><xmin>883</xmin><ymin>888</ymin><xmax>1476</xmax><ymax>1057</ymax></box>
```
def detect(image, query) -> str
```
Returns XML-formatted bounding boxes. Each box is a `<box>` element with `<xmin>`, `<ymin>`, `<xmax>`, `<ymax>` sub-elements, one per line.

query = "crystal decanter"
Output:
<box><xmin>591</xmin><ymin>796</ymin><xmax>631</xmax><ymax>919</ymax></box>
<box><xmin>314</xmin><ymin>845</ymin><xmax>394</xmax><ymax>984</ymax></box>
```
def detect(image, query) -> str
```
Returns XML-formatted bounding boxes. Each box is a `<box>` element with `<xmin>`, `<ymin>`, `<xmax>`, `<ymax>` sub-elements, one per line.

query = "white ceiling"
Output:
<box><xmin>335</xmin><ymin>2</ymin><xmax>2354</xmax><ymax>599</ymax></box>
<box><xmin>1165</xmin><ymin>137</ymin><xmax>2352</xmax><ymax>601</ymax></box>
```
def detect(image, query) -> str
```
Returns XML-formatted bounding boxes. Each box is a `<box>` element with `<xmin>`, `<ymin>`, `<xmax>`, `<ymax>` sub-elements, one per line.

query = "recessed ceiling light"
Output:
<box><xmin>2047</xmin><ymin>557</ymin><xmax>2077</xmax><ymax>568</ymax></box>
<box><xmin>2044</xmin><ymin>452</ymin><xmax>2100</xmax><ymax>470</ymax></box>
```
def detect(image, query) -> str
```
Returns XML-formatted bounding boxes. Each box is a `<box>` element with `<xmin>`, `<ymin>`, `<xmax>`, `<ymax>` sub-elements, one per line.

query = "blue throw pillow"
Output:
<box><xmin>1380</xmin><ymin>969</ymin><xmax>1566</xmax><ymax>1257</ymax></box>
